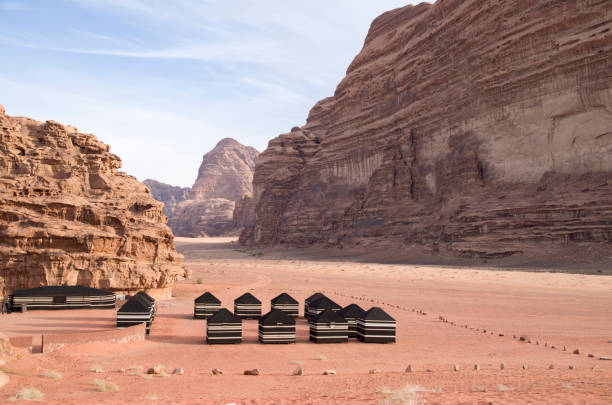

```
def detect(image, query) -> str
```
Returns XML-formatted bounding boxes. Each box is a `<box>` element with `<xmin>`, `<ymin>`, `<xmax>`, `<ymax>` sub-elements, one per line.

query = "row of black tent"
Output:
<box><xmin>116</xmin><ymin>291</ymin><xmax>156</xmax><ymax>334</ymax></box>
<box><xmin>199</xmin><ymin>291</ymin><xmax>396</xmax><ymax>344</ymax></box>
<box><xmin>7</xmin><ymin>286</ymin><xmax>116</xmax><ymax>311</ymax></box>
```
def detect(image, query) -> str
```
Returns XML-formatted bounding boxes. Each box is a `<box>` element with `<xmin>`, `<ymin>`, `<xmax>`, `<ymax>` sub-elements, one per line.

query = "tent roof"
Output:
<box><xmin>134</xmin><ymin>291</ymin><xmax>155</xmax><ymax>304</ymax></box>
<box><xmin>118</xmin><ymin>297</ymin><xmax>150</xmax><ymax>313</ymax></box>
<box><xmin>271</xmin><ymin>292</ymin><xmax>298</xmax><ymax>304</ymax></box>
<box><xmin>13</xmin><ymin>285</ymin><xmax>114</xmax><ymax>297</ymax></box>
<box><xmin>195</xmin><ymin>291</ymin><xmax>221</xmax><ymax>304</ymax></box>
<box><xmin>338</xmin><ymin>303</ymin><xmax>366</xmax><ymax>318</ymax></box>
<box><xmin>361</xmin><ymin>307</ymin><xmax>396</xmax><ymax>321</ymax></box>
<box><xmin>207</xmin><ymin>308</ymin><xmax>241</xmax><ymax>323</ymax></box>
<box><xmin>259</xmin><ymin>309</ymin><xmax>295</xmax><ymax>325</ymax></box>
<box><xmin>314</xmin><ymin>308</ymin><xmax>346</xmax><ymax>324</ymax></box>
<box><xmin>309</xmin><ymin>296</ymin><xmax>341</xmax><ymax>310</ymax></box>
<box><xmin>305</xmin><ymin>292</ymin><xmax>325</xmax><ymax>302</ymax></box>
<box><xmin>234</xmin><ymin>292</ymin><xmax>261</xmax><ymax>304</ymax></box>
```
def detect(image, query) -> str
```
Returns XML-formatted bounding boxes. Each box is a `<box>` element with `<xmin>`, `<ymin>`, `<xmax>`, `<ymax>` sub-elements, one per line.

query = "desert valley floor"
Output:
<box><xmin>2</xmin><ymin>237</ymin><xmax>612</xmax><ymax>404</ymax></box>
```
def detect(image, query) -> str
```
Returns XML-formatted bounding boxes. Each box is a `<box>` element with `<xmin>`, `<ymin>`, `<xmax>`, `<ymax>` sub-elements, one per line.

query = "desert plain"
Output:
<box><xmin>1</xmin><ymin>237</ymin><xmax>611</xmax><ymax>404</ymax></box>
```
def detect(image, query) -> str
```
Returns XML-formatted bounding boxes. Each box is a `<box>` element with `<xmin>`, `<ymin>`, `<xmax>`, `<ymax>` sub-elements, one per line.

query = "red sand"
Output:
<box><xmin>1</xmin><ymin>237</ymin><xmax>611</xmax><ymax>404</ymax></box>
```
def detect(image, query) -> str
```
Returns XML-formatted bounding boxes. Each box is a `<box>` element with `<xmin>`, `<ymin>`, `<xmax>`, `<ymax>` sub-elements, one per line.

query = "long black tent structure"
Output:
<box><xmin>206</xmin><ymin>308</ymin><xmax>242</xmax><ymax>344</ymax></box>
<box><xmin>258</xmin><ymin>309</ymin><xmax>296</xmax><ymax>344</ymax></box>
<box><xmin>306</xmin><ymin>296</ymin><xmax>342</xmax><ymax>321</ymax></box>
<box><xmin>194</xmin><ymin>291</ymin><xmax>222</xmax><ymax>319</ymax></box>
<box><xmin>356</xmin><ymin>307</ymin><xmax>397</xmax><ymax>343</ymax></box>
<box><xmin>234</xmin><ymin>292</ymin><xmax>262</xmax><ymax>318</ymax></box>
<box><xmin>134</xmin><ymin>291</ymin><xmax>156</xmax><ymax>320</ymax></box>
<box><xmin>338</xmin><ymin>303</ymin><xmax>366</xmax><ymax>338</ymax></box>
<box><xmin>309</xmin><ymin>309</ymin><xmax>349</xmax><ymax>343</ymax></box>
<box><xmin>10</xmin><ymin>286</ymin><xmax>115</xmax><ymax>311</ymax></box>
<box><xmin>304</xmin><ymin>292</ymin><xmax>325</xmax><ymax>319</ymax></box>
<box><xmin>116</xmin><ymin>293</ymin><xmax>155</xmax><ymax>334</ymax></box>
<box><xmin>270</xmin><ymin>293</ymin><xmax>299</xmax><ymax>318</ymax></box>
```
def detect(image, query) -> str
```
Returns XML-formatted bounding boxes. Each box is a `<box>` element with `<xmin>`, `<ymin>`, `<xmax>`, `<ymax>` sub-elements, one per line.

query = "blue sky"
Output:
<box><xmin>0</xmin><ymin>0</ymin><xmax>416</xmax><ymax>186</ymax></box>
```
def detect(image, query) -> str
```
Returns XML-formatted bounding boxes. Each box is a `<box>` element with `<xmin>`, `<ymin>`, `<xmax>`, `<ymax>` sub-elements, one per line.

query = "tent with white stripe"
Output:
<box><xmin>357</xmin><ymin>307</ymin><xmax>396</xmax><ymax>343</ymax></box>
<box><xmin>194</xmin><ymin>291</ymin><xmax>221</xmax><ymax>319</ymax></box>
<box><xmin>234</xmin><ymin>292</ymin><xmax>262</xmax><ymax>318</ymax></box>
<box><xmin>206</xmin><ymin>308</ymin><xmax>242</xmax><ymax>344</ymax></box>
<box><xmin>338</xmin><ymin>303</ymin><xmax>366</xmax><ymax>338</ymax></box>
<box><xmin>309</xmin><ymin>309</ymin><xmax>349</xmax><ymax>343</ymax></box>
<box><xmin>11</xmin><ymin>286</ymin><xmax>115</xmax><ymax>311</ymax></box>
<box><xmin>271</xmin><ymin>293</ymin><xmax>299</xmax><ymax>318</ymax></box>
<box><xmin>258</xmin><ymin>309</ymin><xmax>296</xmax><ymax>344</ymax></box>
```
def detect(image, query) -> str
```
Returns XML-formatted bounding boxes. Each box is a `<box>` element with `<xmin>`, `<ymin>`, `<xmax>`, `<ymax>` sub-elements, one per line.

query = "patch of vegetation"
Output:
<box><xmin>41</xmin><ymin>370</ymin><xmax>62</xmax><ymax>379</ymax></box>
<box><xmin>93</xmin><ymin>379</ymin><xmax>119</xmax><ymax>392</ymax></box>
<box><xmin>379</xmin><ymin>385</ymin><xmax>442</xmax><ymax>405</ymax></box>
<box><xmin>315</xmin><ymin>354</ymin><xmax>327</xmax><ymax>361</ymax></box>
<box><xmin>196</xmin><ymin>278</ymin><xmax>203</xmax><ymax>284</ymax></box>
<box><xmin>90</xmin><ymin>364</ymin><xmax>104</xmax><ymax>373</ymax></box>
<box><xmin>8</xmin><ymin>387</ymin><xmax>44</xmax><ymax>402</ymax></box>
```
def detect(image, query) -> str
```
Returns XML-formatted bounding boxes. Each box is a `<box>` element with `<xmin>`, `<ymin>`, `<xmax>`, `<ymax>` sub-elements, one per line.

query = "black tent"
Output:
<box><xmin>338</xmin><ymin>304</ymin><xmax>366</xmax><ymax>338</ymax></box>
<box><xmin>270</xmin><ymin>293</ymin><xmax>299</xmax><ymax>318</ymax></box>
<box><xmin>306</xmin><ymin>296</ymin><xmax>341</xmax><ymax>321</ymax></box>
<box><xmin>117</xmin><ymin>294</ymin><xmax>154</xmax><ymax>334</ymax></box>
<box><xmin>304</xmin><ymin>292</ymin><xmax>325</xmax><ymax>318</ymax></box>
<box><xmin>258</xmin><ymin>309</ymin><xmax>296</xmax><ymax>344</ymax></box>
<box><xmin>11</xmin><ymin>286</ymin><xmax>115</xmax><ymax>311</ymax></box>
<box><xmin>357</xmin><ymin>307</ymin><xmax>396</xmax><ymax>343</ymax></box>
<box><xmin>234</xmin><ymin>292</ymin><xmax>262</xmax><ymax>318</ymax></box>
<box><xmin>134</xmin><ymin>291</ymin><xmax>156</xmax><ymax>319</ymax></box>
<box><xmin>206</xmin><ymin>308</ymin><xmax>242</xmax><ymax>344</ymax></box>
<box><xmin>194</xmin><ymin>291</ymin><xmax>221</xmax><ymax>319</ymax></box>
<box><xmin>309</xmin><ymin>309</ymin><xmax>349</xmax><ymax>343</ymax></box>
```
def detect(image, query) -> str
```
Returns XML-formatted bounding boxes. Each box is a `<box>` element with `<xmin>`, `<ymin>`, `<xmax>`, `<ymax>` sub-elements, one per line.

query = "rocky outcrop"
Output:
<box><xmin>147</xmin><ymin>138</ymin><xmax>259</xmax><ymax>237</ymax></box>
<box><xmin>242</xmin><ymin>0</ymin><xmax>612</xmax><ymax>262</ymax></box>
<box><xmin>0</xmin><ymin>106</ymin><xmax>186</xmax><ymax>298</ymax></box>
<box><xmin>142</xmin><ymin>179</ymin><xmax>189</xmax><ymax>218</ymax></box>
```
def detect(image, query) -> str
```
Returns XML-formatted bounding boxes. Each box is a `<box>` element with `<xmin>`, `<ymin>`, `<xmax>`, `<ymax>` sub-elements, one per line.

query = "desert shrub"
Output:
<box><xmin>90</xmin><ymin>364</ymin><xmax>104</xmax><ymax>373</ymax></box>
<box><xmin>379</xmin><ymin>385</ymin><xmax>441</xmax><ymax>405</ymax></box>
<box><xmin>93</xmin><ymin>379</ymin><xmax>118</xmax><ymax>392</ymax></box>
<box><xmin>8</xmin><ymin>387</ymin><xmax>45</xmax><ymax>402</ymax></box>
<box><xmin>196</xmin><ymin>278</ymin><xmax>203</xmax><ymax>284</ymax></box>
<box><xmin>41</xmin><ymin>370</ymin><xmax>62</xmax><ymax>379</ymax></box>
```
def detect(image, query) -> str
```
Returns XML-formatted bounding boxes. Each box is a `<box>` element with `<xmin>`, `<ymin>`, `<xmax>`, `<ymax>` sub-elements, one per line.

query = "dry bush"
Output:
<box><xmin>41</xmin><ymin>370</ymin><xmax>62</xmax><ymax>379</ymax></box>
<box><xmin>93</xmin><ymin>379</ymin><xmax>118</xmax><ymax>392</ymax></box>
<box><xmin>315</xmin><ymin>354</ymin><xmax>327</xmax><ymax>361</ymax></box>
<box><xmin>8</xmin><ymin>387</ymin><xmax>45</xmax><ymax>402</ymax></box>
<box><xmin>379</xmin><ymin>385</ymin><xmax>441</xmax><ymax>405</ymax></box>
<box><xmin>90</xmin><ymin>364</ymin><xmax>104</xmax><ymax>373</ymax></box>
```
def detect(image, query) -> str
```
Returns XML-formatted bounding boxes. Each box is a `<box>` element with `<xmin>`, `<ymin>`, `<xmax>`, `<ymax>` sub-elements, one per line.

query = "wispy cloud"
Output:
<box><xmin>0</xmin><ymin>1</ymin><xmax>33</xmax><ymax>11</ymax></box>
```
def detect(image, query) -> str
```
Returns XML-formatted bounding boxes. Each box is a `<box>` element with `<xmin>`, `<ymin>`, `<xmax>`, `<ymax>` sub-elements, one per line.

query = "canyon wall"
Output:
<box><xmin>146</xmin><ymin>138</ymin><xmax>259</xmax><ymax>237</ymax></box>
<box><xmin>0</xmin><ymin>106</ymin><xmax>186</xmax><ymax>298</ymax></box>
<box><xmin>243</xmin><ymin>0</ymin><xmax>612</xmax><ymax>263</ymax></box>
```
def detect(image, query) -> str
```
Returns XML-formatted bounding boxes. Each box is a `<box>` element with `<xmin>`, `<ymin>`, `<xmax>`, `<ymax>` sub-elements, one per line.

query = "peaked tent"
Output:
<box><xmin>11</xmin><ymin>286</ymin><xmax>115</xmax><ymax>311</ymax></box>
<box><xmin>206</xmin><ymin>308</ymin><xmax>242</xmax><ymax>344</ymax></box>
<box><xmin>194</xmin><ymin>291</ymin><xmax>222</xmax><ymax>319</ymax></box>
<box><xmin>234</xmin><ymin>292</ymin><xmax>262</xmax><ymax>318</ymax></box>
<box><xmin>357</xmin><ymin>307</ymin><xmax>396</xmax><ymax>343</ymax></box>
<box><xmin>134</xmin><ymin>291</ymin><xmax>156</xmax><ymax>319</ymax></box>
<box><xmin>304</xmin><ymin>292</ymin><xmax>325</xmax><ymax>318</ymax></box>
<box><xmin>271</xmin><ymin>293</ymin><xmax>299</xmax><ymax>318</ymax></box>
<box><xmin>258</xmin><ymin>309</ymin><xmax>296</xmax><ymax>344</ymax></box>
<box><xmin>338</xmin><ymin>303</ymin><xmax>366</xmax><ymax>338</ymax></box>
<box><xmin>306</xmin><ymin>296</ymin><xmax>342</xmax><ymax>321</ymax></box>
<box><xmin>117</xmin><ymin>294</ymin><xmax>154</xmax><ymax>334</ymax></box>
<box><xmin>309</xmin><ymin>309</ymin><xmax>349</xmax><ymax>343</ymax></box>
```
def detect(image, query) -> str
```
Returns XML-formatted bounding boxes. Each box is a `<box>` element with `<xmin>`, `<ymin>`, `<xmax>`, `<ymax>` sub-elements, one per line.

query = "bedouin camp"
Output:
<box><xmin>305</xmin><ymin>295</ymin><xmax>342</xmax><ymax>321</ymax></box>
<box><xmin>356</xmin><ymin>306</ymin><xmax>397</xmax><ymax>343</ymax></box>
<box><xmin>338</xmin><ymin>303</ymin><xmax>366</xmax><ymax>338</ymax></box>
<box><xmin>258</xmin><ymin>308</ymin><xmax>296</xmax><ymax>344</ymax></box>
<box><xmin>206</xmin><ymin>308</ymin><xmax>242</xmax><ymax>344</ymax></box>
<box><xmin>10</xmin><ymin>286</ymin><xmax>116</xmax><ymax>311</ymax></box>
<box><xmin>234</xmin><ymin>292</ymin><xmax>262</xmax><ymax>318</ymax></box>
<box><xmin>117</xmin><ymin>292</ymin><xmax>156</xmax><ymax>334</ymax></box>
<box><xmin>194</xmin><ymin>291</ymin><xmax>222</xmax><ymax>319</ymax></box>
<box><xmin>309</xmin><ymin>308</ymin><xmax>349</xmax><ymax>343</ymax></box>
<box><xmin>270</xmin><ymin>292</ymin><xmax>299</xmax><ymax>318</ymax></box>
<box><xmin>304</xmin><ymin>292</ymin><xmax>325</xmax><ymax>318</ymax></box>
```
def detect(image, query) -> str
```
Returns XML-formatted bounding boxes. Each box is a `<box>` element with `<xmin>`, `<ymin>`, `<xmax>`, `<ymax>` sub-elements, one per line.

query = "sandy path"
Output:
<box><xmin>1</xmin><ymin>237</ymin><xmax>611</xmax><ymax>404</ymax></box>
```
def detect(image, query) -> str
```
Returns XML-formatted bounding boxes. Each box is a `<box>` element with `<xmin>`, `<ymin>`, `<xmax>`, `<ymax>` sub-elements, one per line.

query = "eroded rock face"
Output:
<box><xmin>142</xmin><ymin>179</ymin><xmax>189</xmax><ymax>218</ymax></box>
<box><xmin>0</xmin><ymin>107</ymin><xmax>185</xmax><ymax>298</ymax></box>
<box><xmin>242</xmin><ymin>0</ymin><xmax>612</xmax><ymax>261</ymax></box>
<box><xmin>147</xmin><ymin>138</ymin><xmax>259</xmax><ymax>237</ymax></box>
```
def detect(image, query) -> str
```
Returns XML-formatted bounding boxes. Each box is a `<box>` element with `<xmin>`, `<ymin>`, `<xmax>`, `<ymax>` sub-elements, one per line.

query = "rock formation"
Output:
<box><xmin>146</xmin><ymin>138</ymin><xmax>259</xmax><ymax>237</ymax></box>
<box><xmin>242</xmin><ymin>0</ymin><xmax>612</xmax><ymax>263</ymax></box>
<box><xmin>0</xmin><ymin>106</ymin><xmax>185</xmax><ymax>298</ymax></box>
<box><xmin>142</xmin><ymin>179</ymin><xmax>189</xmax><ymax>218</ymax></box>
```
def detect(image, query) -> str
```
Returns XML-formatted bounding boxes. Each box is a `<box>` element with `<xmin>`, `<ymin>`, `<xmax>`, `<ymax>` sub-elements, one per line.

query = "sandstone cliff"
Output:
<box><xmin>0</xmin><ymin>106</ymin><xmax>186</xmax><ymax>298</ymax></box>
<box><xmin>243</xmin><ymin>0</ymin><xmax>612</xmax><ymax>264</ymax></box>
<box><xmin>147</xmin><ymin>138</ymin><xmax>259</xmax><ymax>237</ymax></box>
<box><xmin>142</xmin><ymin>179</ymin><xmax>189</xmax><ymax>218</ymax></box>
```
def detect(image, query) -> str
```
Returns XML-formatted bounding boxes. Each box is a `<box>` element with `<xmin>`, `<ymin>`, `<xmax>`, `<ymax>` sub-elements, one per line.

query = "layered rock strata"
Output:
<box><xmin>242</xmin><ymin>0</ymin><xmax>612</xmax><ymax>262</ymax></box>
<box><xmin>0</xmin><ymin>106</ymin><xmax>185</xmax><ymax>298</ymax></box>
<box><xmin>146</xmin><ymin>138</ymin><xmax>259</xmax><ymax>237</ymax></box>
